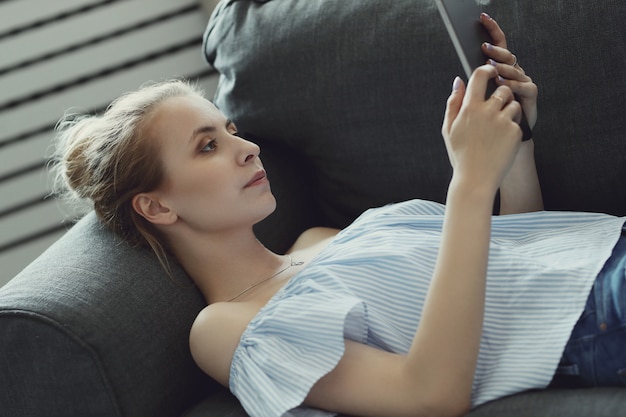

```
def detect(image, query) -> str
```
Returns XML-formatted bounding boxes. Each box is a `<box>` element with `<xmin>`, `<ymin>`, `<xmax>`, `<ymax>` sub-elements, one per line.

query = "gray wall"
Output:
<box><xmin>0</xmin><ymin>0</ymin><xmax>220</xmax><ymax>287</ymax></box>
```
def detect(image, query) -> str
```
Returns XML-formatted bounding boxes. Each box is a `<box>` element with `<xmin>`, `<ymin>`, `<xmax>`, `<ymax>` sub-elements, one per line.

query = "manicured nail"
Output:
<box><xmin>488</xmin><ymin>59</ymin><xmax>498</xmax><ymax>67</ymax></box>
<box><xmin>453</xmin><ymin>76</ymin><xmax>462</xmax><ymax>91</ymax></box>
<box><xmin>497</xmin><ymin>75</ymin><xmax>505</xmax><ymax>83</ymax></box>
<box><xmin>481</xmin><ymin>13</ymin><xmax>492</xmax><ymax>20</ymax></box>
<box><xmin>484</xmin><ymin>42</ymin><xmax>493</xmax><ymax>51</ymax></box>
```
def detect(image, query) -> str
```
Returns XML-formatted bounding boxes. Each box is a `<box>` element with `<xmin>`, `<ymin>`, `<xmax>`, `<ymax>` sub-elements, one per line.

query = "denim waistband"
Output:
<box><xmin>550</xmin><ymin>226</ymin><xmax>626</xmax><ymax>387</ymax></box>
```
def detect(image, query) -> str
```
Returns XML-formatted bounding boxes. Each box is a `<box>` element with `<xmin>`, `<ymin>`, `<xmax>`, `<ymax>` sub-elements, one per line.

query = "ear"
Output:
<box><xmin>132</xmin><ymin>193</ymin><xmax>177</xmax><ymax>225</ymax></box>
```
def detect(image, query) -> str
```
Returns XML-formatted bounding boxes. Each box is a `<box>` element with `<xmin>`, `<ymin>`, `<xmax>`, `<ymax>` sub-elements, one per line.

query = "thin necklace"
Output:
<box><xmin>227</xmin><ymin>255</ymin><xmax>304</xmax><ymax>302</ymax></box>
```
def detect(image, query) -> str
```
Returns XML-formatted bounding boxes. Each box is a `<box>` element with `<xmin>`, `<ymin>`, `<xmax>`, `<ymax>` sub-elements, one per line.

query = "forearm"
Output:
<box><xmin>406</xmin><ymin>178</ymin><xmax>494</xmax><ymax>409</ymax></box>
<box><xmin>499</xmin><ymin>139</ymin><xmax>543</xmax><ymax>214</ymax></box>
<box><xmin>307</xmin><ymin>180</ymin><xmax>496</xmax><ymax>417</ymax></box>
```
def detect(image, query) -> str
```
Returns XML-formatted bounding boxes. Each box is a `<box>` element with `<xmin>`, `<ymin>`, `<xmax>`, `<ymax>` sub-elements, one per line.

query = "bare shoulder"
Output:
<box><xmin>189</xmin><ymin>302</ymin><xmax>256</xmax><ymax>387</ymax></box>
<box><xmin>289</xmin><ymin>227</ymin><xmax>340</xmax><ymax>253</ymax></box>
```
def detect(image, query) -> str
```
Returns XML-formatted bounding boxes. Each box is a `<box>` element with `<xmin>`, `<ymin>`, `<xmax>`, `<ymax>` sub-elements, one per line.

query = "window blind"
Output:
<box><xmin>0</xmin><ymin>0</ymin><xmax>218</xmax><ymax>286</ymax></box>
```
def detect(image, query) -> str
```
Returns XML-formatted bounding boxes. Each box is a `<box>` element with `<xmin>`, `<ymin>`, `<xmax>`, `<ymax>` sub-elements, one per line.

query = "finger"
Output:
<box><xmin>494</xmin><ymin>74</ymin><xmax>538</xmax><ymax>129</ymax></box>
<box><xmin>495</xmin><ymin>73</ymin><xmax>536</xmax><ymax>100</ymax></box>
<box><xmin>482</xmin><ymin>43</ymin><xmax>518</xmax><ymax>68</ymax></box>
<box><xmin>442</xmin><ymin>76</ymin><xmax>465</xmax><ymax>136</ymax></box>
<box><xmin>510</xmin><ymin>54</ymin><xmax>520</xmax><ymax>69</ymax></box>
<box><xmin>502</xmin><ymin>99</ymin><xmax>523</xmax><ymax>126</ymax></box>
<box><xmin>487</xmin><ymin>85</ymin><xmax>515</xmax><ymax>110</ymax></box>
<box><xmin>490</xmin><ymin>59</ymin><xmax>527</xmax><ymax>79</ymax></box>
<box><xmin>480</xmin><ymin>13</ymin><xmax>507</xmax><ymax>49</ymax></box>
<box><xmin>465</xmin><ymin>64</ymin><xmax>498</xmax><ymax>103</ymax></box>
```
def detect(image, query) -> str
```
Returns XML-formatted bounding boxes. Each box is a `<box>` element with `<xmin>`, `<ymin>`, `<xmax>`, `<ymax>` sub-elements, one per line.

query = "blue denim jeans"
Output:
<box><xmin>550</xmin><ymin>227</ymin><xmax>626</xmax><ymax>388</ymax></box>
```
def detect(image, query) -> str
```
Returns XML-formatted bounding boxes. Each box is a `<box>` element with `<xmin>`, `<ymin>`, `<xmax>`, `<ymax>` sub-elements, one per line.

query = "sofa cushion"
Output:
<box><xmin>204</xmin><ymin>0</ymin><xmax>458</xmax><ymax>251</ymax></box>
<box><xmin>485</xmin><ymin>0</ymin><xmax>626</xmax><ymax>216</ymax></box>
<box><xmin>204</xmin><ymin>0</ymin><xmax>625</xmax><ymax>254</ymax></box>
<box><xmin>182</xmin><ymin>386</ymin><xmax>626</xmax><ymax>417</ymax></box>
<box><xmin>467</xmin><ymin>388</ymin><xmax>626</xmax><ymax>417</ymax></box>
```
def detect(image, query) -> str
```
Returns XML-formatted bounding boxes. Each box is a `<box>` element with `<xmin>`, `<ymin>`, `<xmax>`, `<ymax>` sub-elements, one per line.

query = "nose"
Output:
<box><xmin>236</xmin><ymin>136</ymin><xmax>260</xmax><ymax>165</ymax></box>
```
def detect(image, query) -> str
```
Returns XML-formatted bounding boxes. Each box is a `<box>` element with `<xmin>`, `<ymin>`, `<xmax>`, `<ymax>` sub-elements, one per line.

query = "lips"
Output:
<box><xmin>245</xmin><ymin>170</ymin><xmax>267</xmax><ymax>187</ymax></box>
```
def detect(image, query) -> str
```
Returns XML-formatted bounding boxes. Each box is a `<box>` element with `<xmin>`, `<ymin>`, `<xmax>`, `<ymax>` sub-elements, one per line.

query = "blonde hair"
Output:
<box><xmin>51</xmin><ymin>79</ymin><xmax>206</xmax><ymax>271</ymax></box>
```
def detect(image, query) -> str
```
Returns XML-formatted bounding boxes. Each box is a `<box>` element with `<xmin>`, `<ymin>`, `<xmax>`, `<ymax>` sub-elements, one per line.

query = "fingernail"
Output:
<box><xmin>497</xmin><ymin>75</ymin><xmax>505</xmax><ymax>83</ymax></box>
<box><xmin>452</xmin><ymin>76</ymin><xmax>462</xmax><ymax>91</ymax></box>
<box><xmin>484</xmin><ymin>42</ymin><xmax>493</xmax><ymax>50</ymax></box>
<box><xmin>488</xmin><ymin>59</ymin><xmax>498</xmax><ymax>67</ymax></box>
<box><xmin>481</xmin><ymin>13</ymin><xmax>492</xmax><ymax>20</ymax></box>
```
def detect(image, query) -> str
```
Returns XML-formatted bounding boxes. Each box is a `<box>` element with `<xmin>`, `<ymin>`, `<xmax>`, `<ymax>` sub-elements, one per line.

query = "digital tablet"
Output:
<box><xmin>435</xmin><ymin>0</ymin><xmax>532</xmax><ymax>140</ymax></box>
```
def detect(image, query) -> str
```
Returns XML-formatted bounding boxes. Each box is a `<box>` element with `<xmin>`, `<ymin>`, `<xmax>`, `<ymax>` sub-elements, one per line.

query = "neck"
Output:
<box><xmin>167</xmin><ymin>226</ymin><xmax>283</xmax><ymax>304</ymax></box>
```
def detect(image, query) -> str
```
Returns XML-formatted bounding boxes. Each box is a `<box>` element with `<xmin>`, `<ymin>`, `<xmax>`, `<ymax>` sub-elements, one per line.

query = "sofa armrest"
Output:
<box><xmin>0</xmin><ymin>213</ymin><xmax>217</xmax><ymax>417</ymax></box>
<box><xmin>0</xmin><ymin>313</ymin><xmax>121</xmax><ymax>417</ymax></box>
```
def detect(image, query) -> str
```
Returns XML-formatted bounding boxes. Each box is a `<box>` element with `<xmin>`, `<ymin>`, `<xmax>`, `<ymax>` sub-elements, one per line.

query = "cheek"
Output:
<box><xmin>172</xmin><ymin>177</ymin><xmax>230</xmax><ymax>207</ymax></box>
<box><xmin>165</xmin><ymin>159</ymin><xmax>226</xmax><ymax>195</ymax></box>
<box><xmin>179</xmin><ymin>171</ymin><xmax>244</xmax><ymax>215</ymax></box>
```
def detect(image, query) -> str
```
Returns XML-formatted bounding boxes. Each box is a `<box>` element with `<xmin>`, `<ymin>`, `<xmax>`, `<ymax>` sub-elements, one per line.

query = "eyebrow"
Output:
<box><xmin>188</xmin><ymin>119</ymin><xmax>232</xmax><ymax>145</ymax></box>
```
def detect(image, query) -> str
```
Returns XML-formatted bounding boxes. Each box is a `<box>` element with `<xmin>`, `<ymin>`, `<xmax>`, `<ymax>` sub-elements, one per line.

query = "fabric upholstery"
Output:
<box><xmin>0</xmin><ymin>213</ymin><xmax>217</xmax><ymax>417</ymax></box>
<box><xmin>204</xmin><ymin>0</ymin><xmax>626</xmax><ymax>253</ymax></box>
<box><xmin>183</xmin><ymin>387</ymin><xmax>626</xmax><ymax>417</ymax></box>
<box><xmin>467</xmin><ymin>388</ymin><xmax>626</xmax><ymax>416</ymax></box>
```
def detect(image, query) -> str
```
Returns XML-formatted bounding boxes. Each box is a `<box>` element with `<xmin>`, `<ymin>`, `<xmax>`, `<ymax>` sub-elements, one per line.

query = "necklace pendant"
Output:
<box><xmin>226</xmin><ymin>255</ymin><xmax>304</xmax><ymax>302</ymax></box>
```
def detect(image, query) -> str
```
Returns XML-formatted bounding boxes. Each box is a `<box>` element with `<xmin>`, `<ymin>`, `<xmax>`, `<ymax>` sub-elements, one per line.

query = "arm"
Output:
<box><xmin>499</xmin><ymin>140</ymin><xmax>543</xmax><ymax>214</ymax></box>
<box><xmin>307</xmin><ymin>66</ymin><xmax>524</xmax><ymax>417</ymax></box>
<box><xmin>480</xmin><ymin>14</ymin><xmax>543</xmax><ymax>214</ymax></box>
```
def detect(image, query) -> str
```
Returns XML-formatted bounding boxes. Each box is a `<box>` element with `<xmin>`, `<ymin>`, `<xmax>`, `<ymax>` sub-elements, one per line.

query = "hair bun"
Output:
<box><xmin>51</xmin><ymin>114</ymin><xmax>102</xmax><ymax>215</ymax></box>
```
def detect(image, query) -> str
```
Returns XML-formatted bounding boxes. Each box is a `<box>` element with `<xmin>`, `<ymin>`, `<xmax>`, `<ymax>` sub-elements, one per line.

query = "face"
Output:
<box><xmin>144</xmin><ymin>95</ymin><xmax>276</xmax><ymax>234</ymax></box>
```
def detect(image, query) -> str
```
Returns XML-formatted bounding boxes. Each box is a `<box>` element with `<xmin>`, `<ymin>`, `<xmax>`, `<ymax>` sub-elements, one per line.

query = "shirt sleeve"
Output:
<box><xmin>229</xmin><ymin>278</ymin><xmax>367</xmax><ymax>417</ymax></box>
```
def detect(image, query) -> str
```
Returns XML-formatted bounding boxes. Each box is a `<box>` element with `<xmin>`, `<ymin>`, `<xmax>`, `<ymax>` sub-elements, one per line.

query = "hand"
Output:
<box><xmin>442</xmin><ymin>66</ymin><xmax>523</xmax><ymax>195</ymax></box>
<box><xmin>480</xmin><ymin>13</ymin><xmax>538</xmax><ymax>130</ymax></box>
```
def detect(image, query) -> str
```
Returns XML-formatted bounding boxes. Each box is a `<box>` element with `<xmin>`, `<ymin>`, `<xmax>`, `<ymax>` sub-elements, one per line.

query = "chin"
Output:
<box><xmin>254</xmin><ymin>194</ymin><xmax>277</xmax><ymax>225</ymax></box>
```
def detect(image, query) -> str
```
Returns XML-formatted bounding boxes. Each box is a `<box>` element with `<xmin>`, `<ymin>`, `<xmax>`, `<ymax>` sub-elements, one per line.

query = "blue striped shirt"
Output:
<box><xmin>230</xmin><ymin>199</ymin><xmax>625</xmax><ymax>417</ymax></box>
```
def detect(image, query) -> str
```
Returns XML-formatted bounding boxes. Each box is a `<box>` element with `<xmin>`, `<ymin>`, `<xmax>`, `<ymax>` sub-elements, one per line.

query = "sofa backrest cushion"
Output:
<box><xmin>204</xmin><ymin>0</ymin><xmax>626</xmax><ymax>253</ymax></box>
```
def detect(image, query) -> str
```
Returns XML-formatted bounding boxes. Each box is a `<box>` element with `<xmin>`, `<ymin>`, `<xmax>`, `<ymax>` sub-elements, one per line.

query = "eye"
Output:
<box><xmin>200</xmin><ymin>139</ymin><xmax>217</xmax><ymax>153</ymax></box>
<box><xmin>227</xmin><ymin>122</ymin><xmax>239</xmax><ymax>136</ymax></box>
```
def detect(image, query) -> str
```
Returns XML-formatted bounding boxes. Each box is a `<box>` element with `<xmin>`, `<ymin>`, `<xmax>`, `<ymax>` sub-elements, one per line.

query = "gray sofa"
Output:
<box><xmin>1</xmin><ymin>0</ymin><xmax>625</xmax><ymax>416</ymax></box>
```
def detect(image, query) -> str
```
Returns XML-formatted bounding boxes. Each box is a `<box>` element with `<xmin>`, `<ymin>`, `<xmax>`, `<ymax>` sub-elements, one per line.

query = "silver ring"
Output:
<box><xmin>511</xmin><ymin>54</ymin><xmax>518</xmax><ymax>67</ymax></box>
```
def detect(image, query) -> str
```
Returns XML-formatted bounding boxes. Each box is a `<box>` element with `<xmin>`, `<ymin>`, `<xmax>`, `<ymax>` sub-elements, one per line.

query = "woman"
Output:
<box><xmin>53</xmin><ymin>15</ymin><xmax>625</xmax><ymax>417</ymax></box>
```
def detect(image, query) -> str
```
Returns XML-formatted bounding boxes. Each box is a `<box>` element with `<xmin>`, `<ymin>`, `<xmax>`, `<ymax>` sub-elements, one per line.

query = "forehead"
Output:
<box><xmin>155</xmin><ymin>95</ymin><xmax>222</xmax><ymax>121</ymax></box>
<box><xmin>147</xmin><ymin>95</ymin><xmax>224</xmax><ymax>139</ymax></box>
